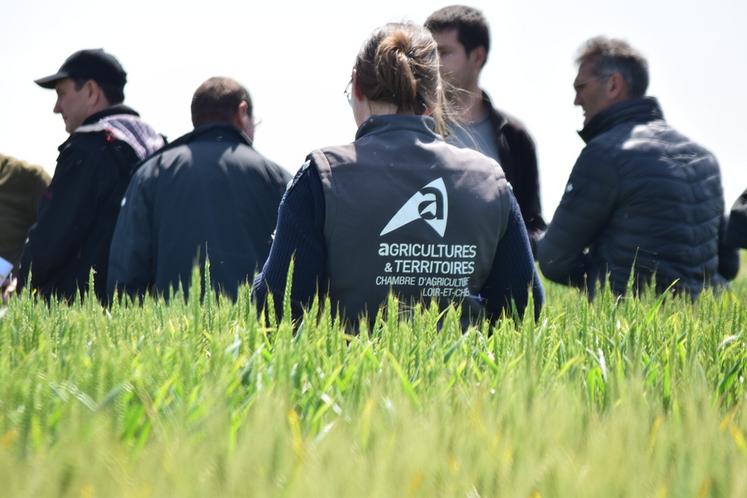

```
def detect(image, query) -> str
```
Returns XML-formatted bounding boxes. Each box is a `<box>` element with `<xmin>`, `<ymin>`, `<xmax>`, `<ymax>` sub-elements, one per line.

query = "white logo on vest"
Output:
<box><xmin>380</xmin><ymin>178</ymin><xmax>448</xmax><ymax>237</ymax></box>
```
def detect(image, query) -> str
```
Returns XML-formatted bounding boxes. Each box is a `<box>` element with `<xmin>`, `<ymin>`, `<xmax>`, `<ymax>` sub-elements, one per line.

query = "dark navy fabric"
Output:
<box><xmin>538</xmin><ymin>97</ymin><xmax>726</xmax><ymax>297</ymax></box>
<box><xmin>313</xmin><ymin>115</ymin><xmax>511</xmax><ymax>323</ymax></box>
<box><xmin>18</xmin><ymin>105</ymin><xmax>163</xmax><ymax>302</ymax></box>
<box><xmin>727</xmin><ymin>189</ymin><xmax>747</xmax><ymax>249</ymax></box>
<box><xmin>253</xmin><ymin>161</ymin><xmax>543</xmax><ymax>323</ymax></box>
<box><xmin>108</xmin><ymin>124</ymin><xmax>290</xmax><ymax>300</ymax></box>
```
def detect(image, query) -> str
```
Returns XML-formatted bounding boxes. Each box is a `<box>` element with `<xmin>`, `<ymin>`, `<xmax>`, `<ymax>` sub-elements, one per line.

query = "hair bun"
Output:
<box><xmin>353</xmin><ymin>22</ymin><xmax>450</xmax><ymax>134</ymax></box>
<box><xmin>374</xmin><ymin>31</ymin><xmax>418</xmax><ymax>108</ymax></box>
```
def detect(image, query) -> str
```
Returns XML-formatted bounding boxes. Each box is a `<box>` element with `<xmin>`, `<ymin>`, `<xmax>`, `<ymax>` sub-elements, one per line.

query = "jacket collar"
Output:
<box><xmin>62</xmin><ymin>105</ymin><xmax>155</xmax><ymax>154</ymax></box>
<box><xmin>482</xmin><ymin>91</ymin><xmax>507</xmax><ymax>130</ymax></box>
<box><xmin>81</xmin><ymin>104</ymin><xmax>139</xmax><ymax>126</ymax></box>
<box><xmin>578</xmin><ymin>96</ymin><xmax>664</xmax><ymax>143</ymax></box>
<box><xmin>172</xmin><ymin>123</ymin><xmax>251</xmax><ymax>147</ymax></box>
<box><xmin>355</xmin><ymin>114</ymin><xmax>441</xmax><ymax>141</ymax></box>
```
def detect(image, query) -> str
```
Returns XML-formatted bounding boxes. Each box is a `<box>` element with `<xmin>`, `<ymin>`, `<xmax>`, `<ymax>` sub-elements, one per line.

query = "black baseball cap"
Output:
<box><xmin>34</xmin><ymin>48</ymin><xmax>127</xmax><ymax>89</ymax></box>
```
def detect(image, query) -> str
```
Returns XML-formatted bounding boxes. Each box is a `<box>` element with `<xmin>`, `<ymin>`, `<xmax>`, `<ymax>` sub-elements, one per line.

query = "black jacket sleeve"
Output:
<box><xmin>107</xmin><ymin>162</ymin><xmax>156</xmax><ymax>298</ymax></box>
<box><xmin>502</xmin><ymin>123</ymin><xmax>545</xmax><ymax>236</ymax></box>
<box><xmin>19</xmin><ymin>137</ymin><xmax>117</xmax><ymax>291</ymax></box>
<box><xmin>537</xmin><ymin>142</ymin><xmax>618</xmax><ymax>287</ymax></box>
<box><xmin>496</xmin><ymin>115</ymin><xmax>546</xmax><ymax>258</ymax></box>
<box><xmin>718</xmin><ymin>214</ymin><xmax>740</xmax><ymax>280</ymax></box>
<box><xmin>726</xmin><ymin>188</ymin><xmax>747</xmax><ymax>249</ymax></box>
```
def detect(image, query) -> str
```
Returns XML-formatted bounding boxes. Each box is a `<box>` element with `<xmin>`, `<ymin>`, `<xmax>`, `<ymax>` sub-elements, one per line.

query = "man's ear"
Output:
<box><xmin>84</xmin><ymin>80</ymin><xmax>97</xmax><ymax>99</ymax></box>
<box><xmin>607</xmin><ymin>72</ymin><xmax>629</xmax><ymax>101</ymax></box>
<box><xmin>469</xmin><ymin>45</ymin><xmax>487</xmax><ymax>69</ymax></box>
<box><xmin>87</xmin><ymin>80</ymin><xmax>110</xmax><ymax>107</ymax></box>
<box><xmin>232</xmin><ymin>101</ymin><xmax>248</xmax><ymax>128</ymax></box>
<box><xmin>234</xmin><ymin>100</ymin><xmax>255</xmax><ymax>140</ymax></box>
<box><xmin>352</xmin><ymin>71</ymin><xmax>365</xmax><ymax>100</ymax></box>
<box><xmin>238</xmin><ymin>100</ymin><xmax>249</xmax><ymax>117</ymax></box>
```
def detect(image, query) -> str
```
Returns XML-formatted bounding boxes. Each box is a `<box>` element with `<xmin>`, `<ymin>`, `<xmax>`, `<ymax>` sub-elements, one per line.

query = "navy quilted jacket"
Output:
<box><xmin>538</xmin><ymin>97</ymin><xmax>726</xmax><ymax>297</ymax></box>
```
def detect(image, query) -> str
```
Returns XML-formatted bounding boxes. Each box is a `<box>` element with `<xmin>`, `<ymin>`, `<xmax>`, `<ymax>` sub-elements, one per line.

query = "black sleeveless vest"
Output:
<box><xmin>313</xmin><ymin>115</ymin><xmax>512</xmax><ymax>322</ymax></box>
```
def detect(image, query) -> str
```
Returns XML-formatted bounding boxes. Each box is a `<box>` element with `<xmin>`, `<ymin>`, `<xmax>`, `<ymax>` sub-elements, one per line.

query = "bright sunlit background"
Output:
<box><xmin>1</xmin><ymin>0</ymin><xmax>744</xmax><ymax>220</ymax></box>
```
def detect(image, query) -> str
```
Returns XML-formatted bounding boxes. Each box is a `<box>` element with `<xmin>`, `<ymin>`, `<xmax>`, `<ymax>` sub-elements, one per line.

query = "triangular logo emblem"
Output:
<box><xmin>380</xmin><ymin>178</ymin><xmax>448</xmax><ymax>237</ymax></box>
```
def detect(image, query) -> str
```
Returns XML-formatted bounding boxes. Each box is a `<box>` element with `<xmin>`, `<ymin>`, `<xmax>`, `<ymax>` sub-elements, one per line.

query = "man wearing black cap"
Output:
<box><xmin>18</xmin><ymin>48</ymin><xmax>164</xmax><ymax>302</ymax></box>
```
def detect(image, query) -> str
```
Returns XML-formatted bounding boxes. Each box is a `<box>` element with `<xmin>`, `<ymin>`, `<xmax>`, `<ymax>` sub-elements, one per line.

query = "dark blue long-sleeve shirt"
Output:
<box><xmin>253</xmin><ymin>163</ymin><xmax>543</xmax><ymax>323</ymax></box>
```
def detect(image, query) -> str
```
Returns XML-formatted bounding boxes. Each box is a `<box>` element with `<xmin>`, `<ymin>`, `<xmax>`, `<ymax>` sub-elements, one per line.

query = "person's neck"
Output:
<box><xmin>454</xmin><ymin>85</ymin><xmax>486</xmax><ymax>123</ymax></box>
<box><xmin>355</xmin><ymin>100</ymin><xmax>400</xmax><ymax>127</ymax></box>
<box><xmin>81</xmin><ymin>101</ymin><xmax>117</xmax><ymax>124</ymax></box>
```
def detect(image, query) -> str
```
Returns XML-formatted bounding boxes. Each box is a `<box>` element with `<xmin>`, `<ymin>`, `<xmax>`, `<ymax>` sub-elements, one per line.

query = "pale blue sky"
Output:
<box><xmin>1</xmin><ymin>0</ymin><xmax>745</xmax><ymax>218</ymax></box>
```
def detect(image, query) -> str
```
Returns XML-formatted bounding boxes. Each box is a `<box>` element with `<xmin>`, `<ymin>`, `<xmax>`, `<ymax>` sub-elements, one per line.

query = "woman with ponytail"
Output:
<box><xmin>253</xmin><ymin>22</ymin><xmax>542</xmax><ymax>328</ymax></box>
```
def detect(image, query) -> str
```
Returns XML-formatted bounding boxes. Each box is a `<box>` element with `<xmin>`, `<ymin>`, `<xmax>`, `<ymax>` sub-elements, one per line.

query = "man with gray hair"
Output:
<box><xmin>108</xmin><ymin>77</ymin><xmax>290</xmax><ymax>300</ymax></box>
<box><xmin>538</xmin><ymin>36</ymin><xmax>735</xmax><ymax>297</ymax></box>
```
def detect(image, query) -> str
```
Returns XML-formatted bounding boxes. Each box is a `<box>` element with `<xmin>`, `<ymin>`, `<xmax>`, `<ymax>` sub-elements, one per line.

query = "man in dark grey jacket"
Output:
<box><xmin>538</xmin><ymin>37</ymin><xmax>729</xmax><ymax>297</ymax></box>
<box><xmin>108</xmin><ymin>77</ymin><xmax>290</xmax><ymax>300</ymax></box>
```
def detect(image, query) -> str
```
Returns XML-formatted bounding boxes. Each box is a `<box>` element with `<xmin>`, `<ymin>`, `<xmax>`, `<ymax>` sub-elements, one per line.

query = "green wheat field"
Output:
<box><xmin>1</xmin><ymin>265</ymin><xmax>746</xmax><ymax>498</ymax></box>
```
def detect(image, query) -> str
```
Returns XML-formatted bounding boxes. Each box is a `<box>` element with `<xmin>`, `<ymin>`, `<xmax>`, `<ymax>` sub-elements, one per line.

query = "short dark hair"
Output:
<box><xmin>424</xmin><ymin>5</ymin><xmax>490</xmax><ymax>65</ymax></box>
<box><xmin>576</xmin><ymin>36</ymin><xmax>649</xmax><ymax>98</ymax></box>
<box><xmin>72</xmin><ymin>78</ymin><xmax>125</xmax><ymax>105</ymax></box>
<box><xmin>190</xmin><ymin>77</ymin><xmax>252</xmax><ymax>128</ymax></box>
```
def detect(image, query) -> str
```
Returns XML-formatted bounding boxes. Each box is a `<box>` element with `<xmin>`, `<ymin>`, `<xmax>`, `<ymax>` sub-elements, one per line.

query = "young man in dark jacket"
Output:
<box><xmin>538</xmin><ymin>37</ymin><xmax>733</xmax><ymax>297</ymax></box>
<box><xmin>425</xmin><ymin>5</ymin><xmax>546</xmax><ymax>253</ymax></box>
<box><xmin>18</xmin><ymin>49</ymin><xmax>164</xmax><ymax>302</ymax></box>
<box><xmin>108</xmin><ymin>77</ymin><xmax>290</xmax><ymax>300</ymax></box>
